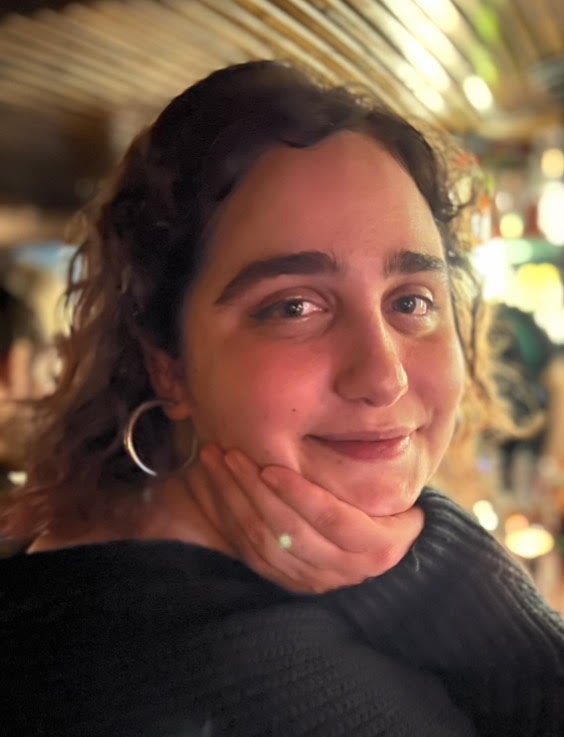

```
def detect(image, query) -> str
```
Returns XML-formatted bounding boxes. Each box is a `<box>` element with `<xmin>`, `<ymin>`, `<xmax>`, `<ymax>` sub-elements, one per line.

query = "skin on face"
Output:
<box><xmin>172</xmin><ymin>131</ymin><xmax>464</xmax><ymax>517</ymax></box>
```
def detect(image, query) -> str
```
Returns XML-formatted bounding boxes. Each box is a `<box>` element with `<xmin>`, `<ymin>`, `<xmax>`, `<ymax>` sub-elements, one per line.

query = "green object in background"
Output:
<box><xmin>505</xmin><ymin>238</ymin><xmax>564</xmax><ymax>267</ymax></box>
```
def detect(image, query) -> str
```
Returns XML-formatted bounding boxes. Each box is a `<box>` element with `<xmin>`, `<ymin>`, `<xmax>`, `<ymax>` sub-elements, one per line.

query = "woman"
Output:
<box><xmin>1</xmin><ymin>61</ymin><xmax>562</xmax><ymax>737</ymax></box>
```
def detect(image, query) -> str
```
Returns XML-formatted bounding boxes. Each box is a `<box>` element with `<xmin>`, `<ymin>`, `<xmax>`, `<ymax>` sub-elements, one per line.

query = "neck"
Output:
<box><xmin>27</xmin><ymin>468</ymin><xmax>237</xmax><ymax>556</ymax></box>
<box><xmin>143</xmin><ymin>473</ymin><xmax>236</xmax><ymax>556</ymax></box>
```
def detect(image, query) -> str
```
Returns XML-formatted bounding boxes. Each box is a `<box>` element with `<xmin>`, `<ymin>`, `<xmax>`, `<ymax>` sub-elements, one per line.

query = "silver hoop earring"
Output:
<box><xmin>123</xmin><ymin>398</ymin><xmax>198</xmax><ymax>477</ymax></box>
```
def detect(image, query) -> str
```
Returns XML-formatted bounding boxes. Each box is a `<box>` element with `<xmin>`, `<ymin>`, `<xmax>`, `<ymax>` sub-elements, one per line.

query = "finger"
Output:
<box><xmin>199</xmin><ymin>445</ymin><xmax>309</xmax><ymax>581</ymax></box>
<box><xmin>227</xmin><ymin>450</ymin><xmax>423</xmax><ymax>578</ymax></box>
<box><xmin>201</xmin><ymin>448</ymin><xmax>423</xmax><ymax>588</ymax></box>
<box><xmin>223</xmin><ymin>449</ymin><xmax>354</xmax><ymax>569</ymax></box>
<box><xmin>220</xmin><ymin>451</ymin><xmax>401</xmax><ymax>587</ymax></box>
<box><xmin>260</xmin><ymin>464</ymin><xmax>376</xmax><ymax>553</ymax></box>
<box><xmin>261</xmin><ymin>464</ymin><xmax>424</xmax><ymax>566</ymax></box>
<box><xmin>202</xmin><ymin>446</ymin><xmax>349</xmax><ymax>574</ymax></box>
<box><xmin>199</xmin><ymin>445</ymin><xmax>274</xmax><ymax>552</ymax></box>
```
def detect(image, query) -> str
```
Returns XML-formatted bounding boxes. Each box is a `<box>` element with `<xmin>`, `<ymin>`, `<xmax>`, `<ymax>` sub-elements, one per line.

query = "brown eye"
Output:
<box><xmin>393</xmin><ymin>295</ymin><xmax>433</xmax><ymax>316</ymax></box>
<box><xmin>282</xmin><ymin>300</ymin><xmax>307</xmax><ymax>317</ymax></box>
<box><xmin>253</xmin><ymin>298</ymin><xmax>323</xmax><ymax>321</ymax></box>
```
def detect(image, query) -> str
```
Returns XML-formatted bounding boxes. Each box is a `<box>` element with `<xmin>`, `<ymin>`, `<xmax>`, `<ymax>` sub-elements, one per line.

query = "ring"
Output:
<box><xmin>278</xmin><ymin>533</ymin><xmax>293</xmax><ymax>551</ymax></box>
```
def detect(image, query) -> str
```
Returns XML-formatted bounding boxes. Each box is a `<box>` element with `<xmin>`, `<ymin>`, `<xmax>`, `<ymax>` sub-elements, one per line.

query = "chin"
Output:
<box><xmin>313</xmin><ymin>470</ymin><xmax>423</xmax><ymax>517</ymax></box>
<box><xmin>298</xmin><ymin>433</ymin><xmax>432</xmax><ymax>517</ymax></box>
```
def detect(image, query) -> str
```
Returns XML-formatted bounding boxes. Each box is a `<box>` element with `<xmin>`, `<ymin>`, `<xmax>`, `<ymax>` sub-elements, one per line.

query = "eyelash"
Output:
<box><xmin>251</xmin><ymin>298</ymin><xmax>322</xmax><ymax>321</ymax></box>
<box><xmin>251</xmin><ymin>293</ymin><xmax>436</xmax><ymax>323</ymax></box>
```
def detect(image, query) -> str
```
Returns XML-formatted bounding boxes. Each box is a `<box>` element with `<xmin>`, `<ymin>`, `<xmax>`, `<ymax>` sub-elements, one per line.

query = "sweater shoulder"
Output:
<box><xmin>1</xmin><ymin>540</ymin><xmax>476</xmax><ymax>737</ymax></box>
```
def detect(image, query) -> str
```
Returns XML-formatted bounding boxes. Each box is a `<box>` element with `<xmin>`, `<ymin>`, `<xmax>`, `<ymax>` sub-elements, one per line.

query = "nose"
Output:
<box><xmin>334</xmin><ymin>316</ymin><xmax>408</xmax><ymax>407</ymax></box>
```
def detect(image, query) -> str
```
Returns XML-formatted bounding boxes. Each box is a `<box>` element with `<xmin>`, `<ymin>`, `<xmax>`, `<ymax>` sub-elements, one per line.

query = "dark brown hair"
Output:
<box><xmin>2</xmin><ymin>60</ymin><xmax>510</xmax><ymax>538</ymax></box>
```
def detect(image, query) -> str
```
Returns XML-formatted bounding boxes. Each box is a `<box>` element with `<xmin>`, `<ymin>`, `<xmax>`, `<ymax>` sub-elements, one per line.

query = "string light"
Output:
<box><xmin>463</xmin><ymin>75</ymin><xmax>494</xmax><ymax>111</ymax></box>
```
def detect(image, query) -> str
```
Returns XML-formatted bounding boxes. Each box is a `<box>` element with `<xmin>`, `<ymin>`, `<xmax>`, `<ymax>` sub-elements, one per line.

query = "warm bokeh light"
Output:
<box><xmin>404</xmin><ymin>37</ymin><xmax>450</xmax><ymax>91</ymax></box>
<box><xmin>413</xmin><ymin>85</ymin><xmax>446</xmax><ymax>113</ymax></box>
<box><xmin>473</xmin><ymin>500</ymin><xmax>499</xmax><ymax>531</ymax></box>
<box><xmin>390</xmin><ymin>0</ymin><xmax>458</xmax><ymax>69</ymax></box>
<box><xmin>417</xmin><ymin>0</ymin><xmax>459</xmax><ymax>34</ymax></box>
<box><xmin>513</xmin><ymin>262</ymin><xmax>561</xmax><ymax>305</ymax></box>
<box><xmin>499</xmin><ymin>212</ymin><xmax>524</xmax><ymax>239</ymax></box>
<box><xmin>541</xmin><ymin>148</ymin><xmax>564</xmax><ymax>180</ymax></box>
<box><xmin>495</xmin><ymin>190</ymin><xmax>514</xmax><ymax>212</ymax></box>
<box><xmin>538</xmin><ymin>182</ymin><xmax>564</xmax><ymax>244</ymax></box>
<box><xmin>395</xmin><ymin>61</ymin><xmax>446</xmax><ymax>113</ymax></box>
<box><xmin>463</xmin><ymin>75</ymin><xmax>494</xmax><ymax>111</ymax></box>
<box><xmin>505</xmin><ymin>513</ymin><xmax>530</xmax><ymax>533</ymax></box>
<box><xmin>505</xmin><ymin>525</ymin><xmax>555</xmax><ymax>560</ymax></box>
<box><xmin>472</xmin><ymin>242</ymin><xmax>564</xmax><ymax>343</ymax></box>
<box><xmin>471</xmin><ymin>238</ymin><xmax>512</xmax><ymax>300</ymax></box>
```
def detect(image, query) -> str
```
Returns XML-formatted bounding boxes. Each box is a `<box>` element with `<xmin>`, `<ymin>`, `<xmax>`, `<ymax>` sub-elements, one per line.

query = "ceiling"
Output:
<box><xmin>0</xmin><ymin>0</ymin><xmax>563</xmax><ymax>215</ymax></box>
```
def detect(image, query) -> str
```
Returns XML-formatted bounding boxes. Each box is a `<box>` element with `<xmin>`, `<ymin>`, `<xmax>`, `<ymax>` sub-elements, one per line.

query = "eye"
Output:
<box><xmin>252</xmin><ymin>298</ymin><xmax>324</xmax><ymax>321</ymax></box>
<box><xmin>393</xmin><ymin>295</ymin><xmax>434</xmax><ymax>316</ymax></box>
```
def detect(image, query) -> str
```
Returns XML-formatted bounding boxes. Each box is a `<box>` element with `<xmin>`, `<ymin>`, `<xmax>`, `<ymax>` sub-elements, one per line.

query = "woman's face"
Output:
<box><xmin>178</xmin><ymin>131</ymin><xmax>464</xmax><ymax>516</ymax></box>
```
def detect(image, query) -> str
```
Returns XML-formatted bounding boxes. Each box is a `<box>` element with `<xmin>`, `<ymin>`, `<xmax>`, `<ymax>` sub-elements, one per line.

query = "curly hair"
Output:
<box><xmin>1</xmin><ymin>60</ymin><xmax>515</xmax><ymax>539</ymax></box>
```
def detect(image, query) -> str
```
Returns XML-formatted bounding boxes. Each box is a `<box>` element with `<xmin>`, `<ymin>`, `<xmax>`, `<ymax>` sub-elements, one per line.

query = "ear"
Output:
<box><xmin>143</xmin><ymin>345</ymin><xmax>192</xmax><ymax>422</ymax></box>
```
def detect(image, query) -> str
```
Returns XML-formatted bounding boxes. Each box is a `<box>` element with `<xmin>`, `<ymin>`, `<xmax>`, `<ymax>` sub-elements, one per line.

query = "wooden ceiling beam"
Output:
<box><xmin>211</xmin><ymin>0</ymin><xmax>433</xmax><ymax>120</ymax></box>
<box><xmin>0</xmin><ymin>0</ymin><xmax>561</xmax><ymax>148</ymax></box>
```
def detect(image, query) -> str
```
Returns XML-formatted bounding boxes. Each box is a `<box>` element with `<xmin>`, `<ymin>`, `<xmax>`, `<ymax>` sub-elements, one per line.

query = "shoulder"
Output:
<box><xmin>170</xmin><ymin>603</ymin><xmax>477</xmax><ymax>736</ymax></box>
<box><xmin>25</xmin><ymin>529</ymin><xmax>115</xmax><ymax>553</ymax></box>
<box><xmin>1</xmin><ymin>548</ymin><xmax>476</xmax><ymax>736</ymax></box>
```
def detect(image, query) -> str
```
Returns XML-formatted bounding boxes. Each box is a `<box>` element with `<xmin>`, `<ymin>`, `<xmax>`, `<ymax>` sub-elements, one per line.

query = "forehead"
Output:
<box><xmin>205</xmin><ymin>131</ymin><xmax>442</xmax><ymax>275</ymax></box>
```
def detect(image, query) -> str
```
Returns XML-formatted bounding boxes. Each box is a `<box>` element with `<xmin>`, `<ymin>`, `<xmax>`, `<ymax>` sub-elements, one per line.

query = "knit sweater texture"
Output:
<box><xmin>1</xmin><ymin>489</ymin><xmax>563</xmax><ymax>737</ymax></box>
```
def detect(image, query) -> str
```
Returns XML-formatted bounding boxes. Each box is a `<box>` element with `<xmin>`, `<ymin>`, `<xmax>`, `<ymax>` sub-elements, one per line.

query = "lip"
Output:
<box><xmin>308</xmin><ymin>431</ymin><xmax>413</xmax><ymax>461</ymax></box>
<box><xmin>313</xmin><ymin>429</ymin><xmax>415</xmax><ymax>442</ymax></box>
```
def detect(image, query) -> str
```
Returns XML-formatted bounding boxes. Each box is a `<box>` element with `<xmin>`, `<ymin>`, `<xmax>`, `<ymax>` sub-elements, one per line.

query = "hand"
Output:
<box><xmin>189</xmin><ymin>445</ymin><xmax>424</xmax><ymax>593</ymax></box>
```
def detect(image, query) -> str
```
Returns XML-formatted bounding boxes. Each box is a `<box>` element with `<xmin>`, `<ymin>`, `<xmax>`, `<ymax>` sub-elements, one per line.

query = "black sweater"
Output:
<box><xmin>1</xmin><ymin>490</ymin><xmax>563</xmax><ymax>737</ymax></box>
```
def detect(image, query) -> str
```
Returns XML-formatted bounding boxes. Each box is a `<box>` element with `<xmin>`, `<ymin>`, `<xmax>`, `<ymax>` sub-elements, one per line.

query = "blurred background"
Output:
<box><xmin>0</xmin><ymin>0</ymin><xmax>563</xmax><ymax>609</ymax></box>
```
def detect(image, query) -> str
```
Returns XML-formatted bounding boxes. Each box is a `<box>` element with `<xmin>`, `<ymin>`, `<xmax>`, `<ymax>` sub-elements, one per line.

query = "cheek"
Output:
<box><xmin>409</xmin><ymin>334</ymin><xmax>464</xmax><ymax>421</ymax></box>
<box><xmin>424</xmin><ymin>338</ymin><xmax>464</xmax><ymax>426</ymax></box>
<box><xmin>446</xmin><ymin>339</ymin><xmax>466</xmax><ymax>409</ymax></box>
<box><xmin>188</xmin><ymin>340</ymin><xmax>326</xmax><ymax>450</ymax></box>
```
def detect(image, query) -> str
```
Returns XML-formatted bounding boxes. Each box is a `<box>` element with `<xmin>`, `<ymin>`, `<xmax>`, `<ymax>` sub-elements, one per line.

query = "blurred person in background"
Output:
<box><xmin>0</xmin><ymin>281</ymin><xmax>43</xmax><ymax>493</ymax></box>
<box><xmin>493</xmin><ymin>305</ymin><xmax>555</xmax><ymax>488</ymax></box>
<box><xmin>540</xmin><ymin>349</ymin><xmax>564</xmax><ymax>536</ymax></box>
<box><xmin>488</xmin><ymin>305</ymin><xmax>564</xmax><ymax>603</ymax></box>
<box><xmin>1</xmin><ymin>61</ymin><xmax>563</xmax><ymax>737</ymax></box>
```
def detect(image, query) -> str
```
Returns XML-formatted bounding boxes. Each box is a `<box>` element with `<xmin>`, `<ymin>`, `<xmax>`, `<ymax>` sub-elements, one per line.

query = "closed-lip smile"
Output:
<box><xmin>312</xmin><ymin>429</ymin><xmax>415</xmax><ymax>442</ymax></box>
<box><xmin>308</xmin><ymin>429</ymin><xmax>414</xmax><ymax>461</ymax></box>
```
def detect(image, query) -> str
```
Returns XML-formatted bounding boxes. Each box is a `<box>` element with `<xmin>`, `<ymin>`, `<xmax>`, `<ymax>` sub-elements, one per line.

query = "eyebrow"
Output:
<box><xmin>215</xmin><ymin>250</ymin><xmax>338</xmax><ymax>304</ymax></box>
<box><xmin>215</xmin><ymin>247</ymin><xmax>447</xmax><ymax>305</ymax></box>
<box><xmin>384</xmin><ymin>250</ymin><xmax>447</xmax><ymax>277</ymax></box>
